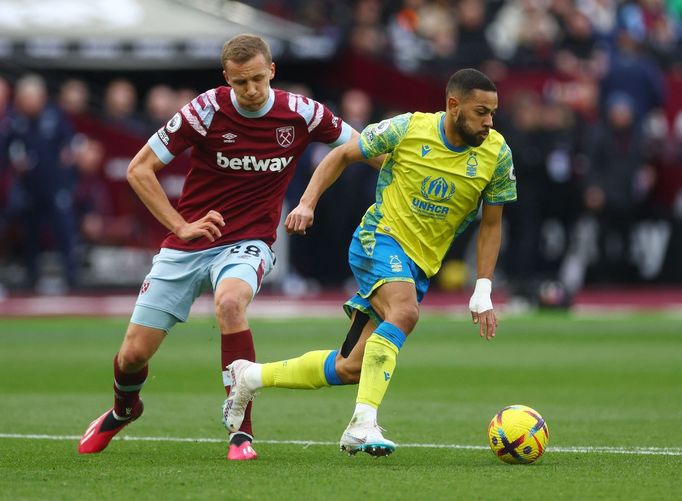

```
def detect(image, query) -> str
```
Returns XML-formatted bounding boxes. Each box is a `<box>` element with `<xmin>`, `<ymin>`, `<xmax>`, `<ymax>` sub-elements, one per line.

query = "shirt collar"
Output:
<box><xmin>230</xmin><ymin>88</ymin><xmax>275</xmax><ymax>118</ymax></box>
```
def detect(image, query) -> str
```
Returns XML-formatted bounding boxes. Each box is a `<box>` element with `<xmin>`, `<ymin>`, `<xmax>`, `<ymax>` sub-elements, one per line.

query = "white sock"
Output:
<box><xmin>223</xmin><ymin>361</ymin><xmax>263</xmax><ymax>390</ymax></box>
<box><xmin>353</xmin><ymin>402</ymin><xmax>377</xmax><ymax>424</ymax></box>
<box><xmin>244</xmin><ymin>362</ymin><xmax>263</xmax><ymax>390</ymax></box>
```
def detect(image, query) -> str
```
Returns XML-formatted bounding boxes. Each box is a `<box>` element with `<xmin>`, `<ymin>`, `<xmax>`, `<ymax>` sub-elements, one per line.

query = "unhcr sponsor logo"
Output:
<box><xmin>412</xmin><ymin>175</ymin><xmax>454</xmax><ymax>220</ymax></box>
<box><xmin>216</xmin><ymin>153</ymin><xmax>293</xmax><ymax>172</ymax></box>
<box><xmin>411</xmin><ymin>198</ymin><xmax>450</xmax><ymax>216</ymax></box>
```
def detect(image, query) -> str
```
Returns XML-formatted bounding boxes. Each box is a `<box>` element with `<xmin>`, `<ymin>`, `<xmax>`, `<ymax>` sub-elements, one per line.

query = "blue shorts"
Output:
<box><xmin>130</xmin><ymin>240</ymin><xmax>275</xmax><ymax>333</ymax></box>
<box><xmin>343</xmin><ymin>227</ymin><xmax>430</xmax><ymax>325</ymax></box>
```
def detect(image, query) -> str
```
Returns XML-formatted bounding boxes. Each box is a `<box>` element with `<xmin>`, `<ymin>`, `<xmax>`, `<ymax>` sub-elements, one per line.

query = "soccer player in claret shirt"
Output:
<box><xmin>77</xmin><ymin>34</ymin><xmax>363</xmax><ymax>460</ymax></box>
<box><xmin>223</xmin><ymin>69</ymin><xmax>517</xmax><ymax>457</ymax></box>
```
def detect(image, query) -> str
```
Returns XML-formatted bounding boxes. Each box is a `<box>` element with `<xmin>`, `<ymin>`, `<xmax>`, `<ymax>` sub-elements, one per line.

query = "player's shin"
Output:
<box><xmin>221</xmin><ymin>329</ymin><xmax>255</xmax><ymax>435</ymax></box>
<box><xmin>355</xmin><ymin>322</ymin><xmax>406</xmax><ymax>418</ymax></box>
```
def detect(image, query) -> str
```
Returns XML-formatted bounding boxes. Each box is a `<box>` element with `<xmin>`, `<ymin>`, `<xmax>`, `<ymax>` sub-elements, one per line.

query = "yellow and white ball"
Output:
<box><xmin>488</xmin><ymin>405</ymin><xmax>549</xmax><ymax>464</ymax></box>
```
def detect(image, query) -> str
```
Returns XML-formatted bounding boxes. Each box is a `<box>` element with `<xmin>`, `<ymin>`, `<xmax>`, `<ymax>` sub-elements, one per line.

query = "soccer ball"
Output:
<box><xmin>487</xmin><ymin>404</ymin><xmax>549</xmax><ymax>464</ymax></box>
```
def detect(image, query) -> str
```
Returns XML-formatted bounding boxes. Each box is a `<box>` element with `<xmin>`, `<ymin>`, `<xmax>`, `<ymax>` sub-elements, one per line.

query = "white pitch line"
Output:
<box><xmin>1</xmin><ymin>433</ymin><xmax>682</xmax><ymax>456</ymax></box>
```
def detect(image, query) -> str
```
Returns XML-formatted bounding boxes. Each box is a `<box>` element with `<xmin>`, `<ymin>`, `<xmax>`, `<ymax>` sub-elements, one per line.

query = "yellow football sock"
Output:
<box><xmin>261</xmin><ymin>350</ymin><xmax>333</xmax><ymax>389</ymax></box>
<box><xmin>356</xmin><ymin>333</ymin><xmax>399</xmax><ymax>408</ymax></box>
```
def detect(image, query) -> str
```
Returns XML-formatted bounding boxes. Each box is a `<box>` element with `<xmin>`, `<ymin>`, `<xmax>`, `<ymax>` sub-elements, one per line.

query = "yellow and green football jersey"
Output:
<box><xmin>358</xmin><ymin>111</ymin><xmax>517</xmax><ymax>278</ymax></box>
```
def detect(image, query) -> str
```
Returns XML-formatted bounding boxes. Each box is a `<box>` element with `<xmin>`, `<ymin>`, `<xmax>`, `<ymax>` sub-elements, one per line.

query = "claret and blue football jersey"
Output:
<box><xmin>148</xmin><ymin>86</ymin><xmax>352</xmax><ymax>251</ymax></box>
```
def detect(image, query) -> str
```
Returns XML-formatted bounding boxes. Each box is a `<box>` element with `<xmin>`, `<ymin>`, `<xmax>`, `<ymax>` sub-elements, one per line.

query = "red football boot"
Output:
<box><xmin>227</xmin><ymin>432</ymin><xmax>257</xmax><ymax>461</ymax></box>
<box><xmin>78</xmin><ymin>401</ymin><xmax>144</xmax><ymax>454</ymax></box>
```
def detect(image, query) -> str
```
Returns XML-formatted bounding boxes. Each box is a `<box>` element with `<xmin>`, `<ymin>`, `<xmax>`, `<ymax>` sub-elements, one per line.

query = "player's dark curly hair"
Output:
<box><xmin>221</xmin><ymin>34</ymin><xmax>272</xmax><ymax>69</ymax></box>
<box><xmin>446</xmin><ymin>69</ymin><xmax>496</xmax><ymax>98</ymax></box>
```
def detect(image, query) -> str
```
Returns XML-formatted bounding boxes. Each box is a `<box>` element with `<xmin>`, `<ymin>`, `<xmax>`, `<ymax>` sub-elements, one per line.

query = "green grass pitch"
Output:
<box><xmin>1</xmin><ymin>312</ymin><xmax>681</xmax><ymax>500</ymax></box>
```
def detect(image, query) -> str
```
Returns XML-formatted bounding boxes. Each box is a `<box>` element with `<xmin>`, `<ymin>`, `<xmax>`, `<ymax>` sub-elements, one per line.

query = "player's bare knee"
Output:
<box><xmin>386</xmin><ymin>303</ymin><xmax>419</xmax><ymax>334</ymax></box>
<box><xmin>117</xmin><ymin>346</ymin><xmax>149</xmax><ymax>372</ymax></box>
<box><xmin>214</xmin><ymin>293</ymin><xmax>247</xmax><ymax>323</ymax></box>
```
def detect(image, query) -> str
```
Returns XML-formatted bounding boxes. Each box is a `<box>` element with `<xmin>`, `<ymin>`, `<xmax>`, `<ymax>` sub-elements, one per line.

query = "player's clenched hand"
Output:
<box><xmin>176</xmin><ymin>210</ymin><xmax>225</xmax><ymax>242</ymax></box>
<box><xmin>285</xmin><ymin>204</ymin><xmax>314</xmax><ymax>235</ymax></box>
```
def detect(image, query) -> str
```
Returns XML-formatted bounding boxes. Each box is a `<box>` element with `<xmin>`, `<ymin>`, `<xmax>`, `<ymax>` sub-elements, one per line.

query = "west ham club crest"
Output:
<box><xmin>276</xmin><ymin>126</ymin><xmax>294</xmax><ymax>148</ymax></box>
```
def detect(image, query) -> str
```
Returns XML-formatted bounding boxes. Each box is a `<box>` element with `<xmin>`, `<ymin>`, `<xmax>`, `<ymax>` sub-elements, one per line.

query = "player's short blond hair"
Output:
<box><xmin>221</xmin><ymin>34</ymin><xmax>272</xmax><ymax>69</ymax></box>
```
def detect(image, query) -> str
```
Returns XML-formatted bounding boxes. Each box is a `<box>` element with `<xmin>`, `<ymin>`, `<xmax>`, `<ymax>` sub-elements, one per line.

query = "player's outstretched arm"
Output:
<box><xmin>285</xmin><ymin>135</ymin><xmax>367</xmax><ymax>235</ymax></box>
<box><xmin>468</xmin><ymin>203</ymin><xmax>504</xmax><ymax>340</ymax></box>
<box><xmin>127</xmin><ymin>144</ymin><xmax>224</xmax><ymax>242</ymax></box>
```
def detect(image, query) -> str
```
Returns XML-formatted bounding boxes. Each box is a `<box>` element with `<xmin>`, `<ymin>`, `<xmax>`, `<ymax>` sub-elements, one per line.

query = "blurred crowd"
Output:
<box><xmin>247</xmin><ymin>0</ymin><xmax>682</xmax><ymax>73</ymax></box>
<box><xmin>0</xmin><ymin>73</ymin><xmax>382</xmax><ymax>293</ymax></box>
<box><xmin>0</xmin><ymin>75</ymin><xmax>197</xmax><ymax>291</ymax></box>
<box><xmin>1</xmin><ymin>0</ymin><xmax>682</xmax><ymax>303</ymax></box>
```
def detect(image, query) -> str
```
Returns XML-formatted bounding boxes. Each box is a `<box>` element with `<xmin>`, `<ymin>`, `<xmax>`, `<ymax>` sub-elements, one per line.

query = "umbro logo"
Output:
<box><xmin>421</xmin><ymin>144</ymin><xmax>431</xmax><ymax>157</ymax></box>
<box><xmin>222</xmin><ymin>132</ymin><xmax>238</xmax><ymax>143</ymax></box>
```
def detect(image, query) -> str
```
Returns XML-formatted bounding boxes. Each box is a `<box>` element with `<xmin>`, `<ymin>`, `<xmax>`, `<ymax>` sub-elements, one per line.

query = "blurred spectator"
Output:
<box><xmin>599</xmin><ymin>26</ymin><xmax>666</xmax><ymax>127</ymax></box>
<box><xmin>618</xmin><ymin>0</ymin><xmax>679</xmax><ymax>66</ymax></box>
<box><xmin>144</xmin><ymin>84</ymin><xmax>177</xmax><ymax>135</ymax></box>
<box><xmin>387</xmin><ymin>0</ymin><xmax>434</xmax><ymax>72</ymax></box>
<box><xmin>0</xmin><ymin>75</ymin><xmax>12</xmax><ymax>260</ymax></box>
<box><xmin>499</xmin><ymin>90</ymin><xmax>547</xmax><ymax>301</ymax></box>
<box><xmin>453</xmin><ymin>0</ymin><xmax>500</xmax><ymax>72</ymax></box>
<box><xmin>101</xmin><ymin>78</ymin><xmax>145</xmax><ymax>137</ymax></box>
<box><xmin>4</xmin><ymin>74</ymin><xmax>79</xmax><ymax>290</ymax></box>
<box><xmin>650</xmin><ymin>109</ymin><xmax>682</xmax><ymax>219</ymax></box>
<box><xmin>0</xmin><ymin>75</ymin><xmax>10</xmax><ymax>117</ymax></box>
<box><xmin>516</xmin><ymin>2</ymin><xmax>562</xmax><ymax>68</ymax></box>
<box><xmin>562</xmin><ymin>92</ymin><xmax>652</xmax><ymax>289</ymax></box>
<box><xmin>0</xmin><ymin>75</ymin><xmax>11</xmax><ymax>152</ymax></box>
<box><xmin>575</xmin><ymin>0</ymin><xmax>618</xmax><ymax>39</ymax></box>
<box><xmin>58</xmin><ymin>79</ymin><xmax>91</xmax><ymax>117</ymax></box>
<box><xmin>535</xmin><ymin>100</ymin><xmax>583</xmax><ymax>305</ymax></box>
<box><xmin>334</xmin><ymin>87</ymin><xmax>379</xmax><ymax>219</ymax></box>
<box><xmin>502</xmin><ymin>90</ymin><xmax>583</xmax><ymax>305</ymax></box>
<box><xmin>553</xmin><ymin>5</ymin><xmax>604</xmax><ymax>78</ymax></box>
<box><xmin>72</xmin><ymin>136</ymin><xmax>135</xmax><ymax>246</ymax></box>
<box><xmin>347</xmin><ymin>0</ymin><xmax>389</xmax><ymax>58</ymax></box>
<box><xmin>584</xmin><ymin>93</ymin><xmax>649</xmax><ymax>223</ymax></box>
<box><xmin>487</xmin><ymin>0</ymin><xmax>561</xmax><ymax>67</ymax></box>
<box><xmin>297</xmin><ymin>0</ymin><xmax>343</xmax><ymax>39</ymax></box>
<box><xmin>416</xmin><ymin>0</ymin><xmax>458</xmax><ymax>69</ymax></box>
<box><xmin>644</xmin><ymin>1</ymin><xmax>681</xmax><ymax>67</ymax></box>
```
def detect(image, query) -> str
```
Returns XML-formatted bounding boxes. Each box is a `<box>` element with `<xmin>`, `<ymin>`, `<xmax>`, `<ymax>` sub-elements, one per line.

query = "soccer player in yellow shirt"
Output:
<box><xmin>222</xmin><ymin>68</ymin><xmax>517</xmax><ymax>457</ymax></box>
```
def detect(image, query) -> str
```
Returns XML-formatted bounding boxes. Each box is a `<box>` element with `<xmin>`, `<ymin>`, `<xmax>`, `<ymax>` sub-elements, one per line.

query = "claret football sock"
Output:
<box><xmin>113</xmin><ymin>353</ymin><xmax>147</xmax><ymax>419</ymax></box>
<box><xmin>261</xmin><ymin>349</ymin><xmax>342</xmax><ymax>389</ymax></box>
<box><xmin>221</xmin><ymin>330</ymin><xmax>255</xmax><ymax>436</ymax></box>
<box><xmin>356</xmin><ymin>322</ymin><xmax>406</xmax><ymax>409</ymax></box>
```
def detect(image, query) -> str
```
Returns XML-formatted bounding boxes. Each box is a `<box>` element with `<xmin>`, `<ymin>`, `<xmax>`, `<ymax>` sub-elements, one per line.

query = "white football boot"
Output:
<box><xmin>339</xmin><ymin>417</ymin><xmax>396</xmax><ymax>457</ymax></box>
<box><xmin>222</xmin><ymin>360</ymin><xmax>257</xmax><ymax>433</ymax></box>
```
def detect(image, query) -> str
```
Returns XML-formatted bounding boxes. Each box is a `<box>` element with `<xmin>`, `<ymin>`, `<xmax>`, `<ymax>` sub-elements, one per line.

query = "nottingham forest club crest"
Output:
<box><xmin>466</xmin><ymin>151</ymin><xmax>478</xmax><ymax>177</ymax></box>
<box><xmin>276</xmin><ymin>126</ymin><xmax>295</xmax><ymax>148</ymax></box>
